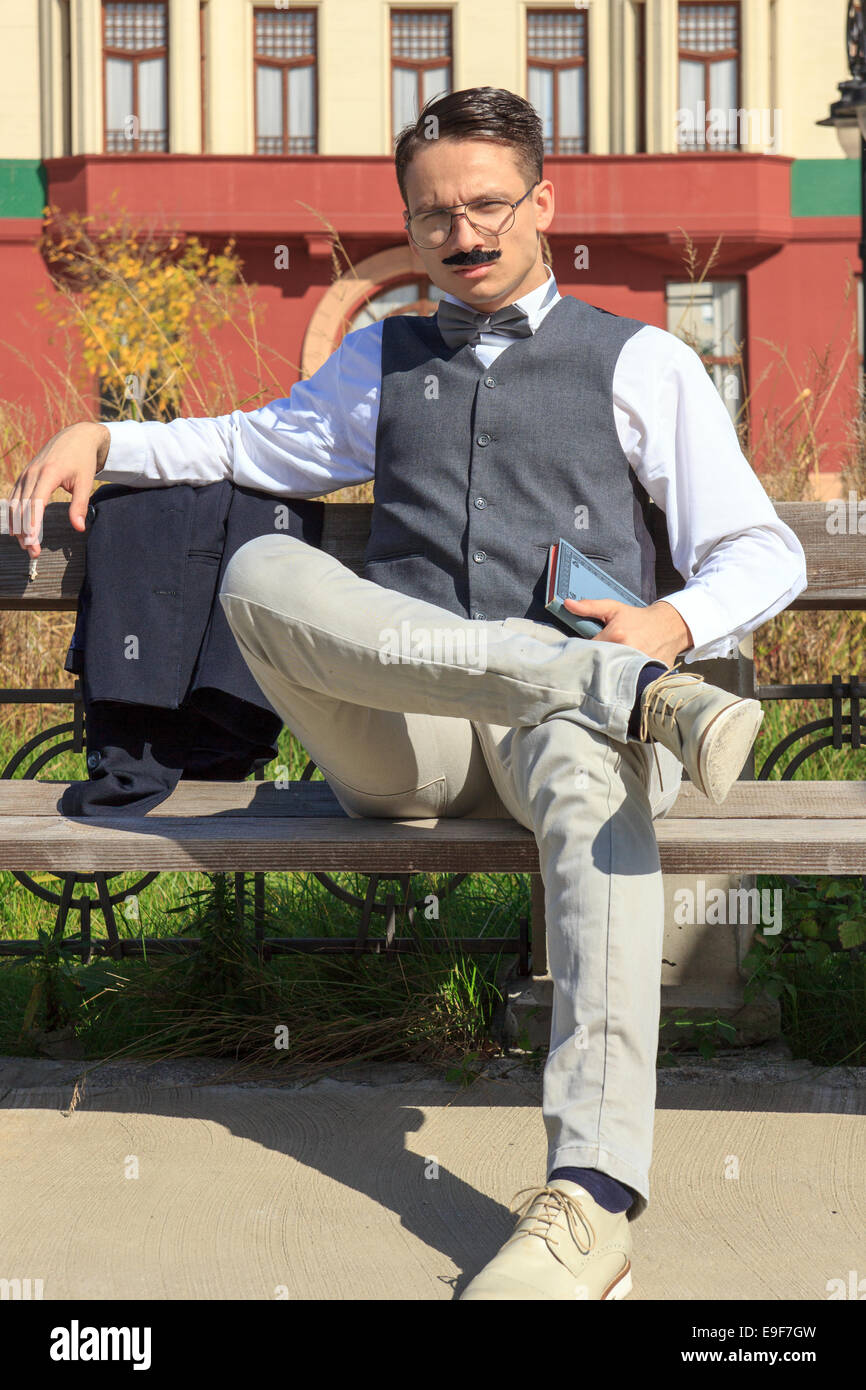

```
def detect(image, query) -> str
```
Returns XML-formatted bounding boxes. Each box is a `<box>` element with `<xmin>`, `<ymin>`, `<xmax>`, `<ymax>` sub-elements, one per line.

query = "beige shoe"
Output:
<box><xmin>459</xmin><ymin>1179</ymin><xmax>632</xmax><ymax>1300</ymax></box>
<box><xmin>639</xmin><ymin>662</ymin><xmax>763</xmax><ymax>805</ymax></box>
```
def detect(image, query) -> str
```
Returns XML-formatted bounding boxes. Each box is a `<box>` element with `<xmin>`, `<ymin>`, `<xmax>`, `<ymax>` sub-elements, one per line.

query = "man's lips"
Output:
<box><xmin>450</xmin><ymin>261</ymin><xmax>495</xmax><ymax>277</ymax></box>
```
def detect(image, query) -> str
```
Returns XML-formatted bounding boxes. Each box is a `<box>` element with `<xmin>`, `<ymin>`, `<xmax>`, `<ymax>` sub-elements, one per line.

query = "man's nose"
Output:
<box><xmin>448</xmin><ymin>211</ymin><xmax>488</xmax><ymax>250</ymax></box>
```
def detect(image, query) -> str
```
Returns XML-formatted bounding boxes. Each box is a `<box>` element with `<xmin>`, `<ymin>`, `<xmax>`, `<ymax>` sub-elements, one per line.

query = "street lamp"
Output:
<box><xmin>817</xmin><ymin>1</ymin><xmax>866</xmax><ymax>393</ymax></box>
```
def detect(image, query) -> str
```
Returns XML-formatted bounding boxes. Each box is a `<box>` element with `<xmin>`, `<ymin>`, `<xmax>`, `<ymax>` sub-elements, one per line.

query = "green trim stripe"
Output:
<box><xmin>0</xmin><ymin>159</ymin><xmax>47</xmax><ymax>218</ymax></box>
<box><xmin>791</xmin><ymin>159</ymin><xmax>859</xmax><ymax>217</ymax></box>
<box><xmin>0</xmin><ymin>155</ymin><xmax>857</xmax><ymax>221</ymax></box>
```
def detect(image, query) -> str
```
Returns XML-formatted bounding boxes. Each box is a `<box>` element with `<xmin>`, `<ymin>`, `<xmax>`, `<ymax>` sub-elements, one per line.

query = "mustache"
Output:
<box><xmin>442</xmin><ymin>250</ymin><xmax>501</xmax><ymax>267</ymax></box>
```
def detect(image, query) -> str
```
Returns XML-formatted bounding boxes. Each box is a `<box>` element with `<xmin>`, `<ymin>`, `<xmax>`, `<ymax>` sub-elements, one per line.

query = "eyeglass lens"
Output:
<box><xmin>409</xmin><ymin>200</ymin><xmax>515</xmax><ymax>247</ymax></box>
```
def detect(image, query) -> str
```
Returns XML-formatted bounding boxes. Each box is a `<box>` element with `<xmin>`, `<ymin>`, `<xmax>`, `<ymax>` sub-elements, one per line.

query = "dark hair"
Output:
<box><xmin>394</xmin><ymin>86</ymin><xmax>544</xmax><ymax>210</ymax></box>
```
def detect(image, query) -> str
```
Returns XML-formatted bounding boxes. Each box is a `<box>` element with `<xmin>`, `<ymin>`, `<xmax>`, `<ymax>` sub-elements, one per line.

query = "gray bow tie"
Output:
<box><xmin>436</xmin><ymin>298</ymin><xmax>533</xmax><ymax>350</ymax></box>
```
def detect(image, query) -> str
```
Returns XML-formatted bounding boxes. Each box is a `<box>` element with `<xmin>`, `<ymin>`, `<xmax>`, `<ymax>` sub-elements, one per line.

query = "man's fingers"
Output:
<box><xmin>10</xmin><ymin>530</ymin><xmax>39</xmax><ymax>559</ymax></box>
<box><xmin>15</xmin><ymin>491</ymin><xmax>46</xmax><ymax>544</ymax></box>
<box><xmin>6</xmin><ymin>490</ymin><xmax>43</xmax><ymax>556</ymax></box>
<box><xmin>5</xmin><ymin>427</ymin><xmax>99</xmax><ymax>552</ymax></box>
<box><xmin>563</xmin><ymin>597</ymin><xmax>621</xmax><ymax>617</ymax></box>
<box><xmin>8</xmin><ymin>468</ymin><xmax>42</xmax><ymax>515</ymax></box>
<box><xmin>5</xmin><ymin>460</ymin><xmax>59</xmax><ymax>535</ymax></box>
<box><xmin>69</xmin><ymin>479</ymin><xmax>91</xmax><ymax>529</ymax></box>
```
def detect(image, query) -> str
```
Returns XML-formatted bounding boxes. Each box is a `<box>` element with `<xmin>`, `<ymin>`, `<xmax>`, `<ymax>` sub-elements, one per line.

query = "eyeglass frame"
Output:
<box><xmin>402</xmin><ymin>180</ymin><xmax>541</xmax><ymax>247</ymax></box>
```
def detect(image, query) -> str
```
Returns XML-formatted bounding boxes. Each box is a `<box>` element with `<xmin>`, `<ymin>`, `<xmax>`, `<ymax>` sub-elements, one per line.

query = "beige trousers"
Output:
<box><xmin>219</xmin><ymin>533</ymin><xmax>683</xmax><ymax>1223</ymax></box>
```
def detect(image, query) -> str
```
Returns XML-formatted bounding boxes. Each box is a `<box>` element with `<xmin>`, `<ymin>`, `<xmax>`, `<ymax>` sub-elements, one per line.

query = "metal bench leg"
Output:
<box><xmin>517</xmin><ymin>913</ymin><xmax>531</xmax><ymax>977</ymax></box>
<box><xmin>384</xmin><ymin>891</ymin><xmax>397</xmax><ymax>951</ymax></box>
<box><xmin>234</xmin><ymin>873</ymin><xmax>246</xmax><ymax>929</ymax></box>
<box><xmin>398</xmin><ymin>874</ymin><xmax>415</xmax><ymax>931</ymax></box>
<box><xmin>79</xmin><ymin>895</ymin><xmax>92</xmax><ymax>966</ymax></box>
<box><xmin>53</xmin><ymin>874</ymin><xmax>79</xmax><ymax>941</ymax></box>
<box><xmin>254</xmin><ymin>872</ymin><xmax>266</xmax><ymax>961</ymax></box>
<box><xmin>530</xmin><ymin>873</ymin><xmax>547</xmax><ymax>976</ymax></box>
<box><xmin>354</xmin><ymin>876</ymin><xmax>379</xmax><ymax>958</ymax></box>
<box><xmin>93</xmin><ymin>875</ymin><xmax>123</xmax><ymax>961</ymax></box>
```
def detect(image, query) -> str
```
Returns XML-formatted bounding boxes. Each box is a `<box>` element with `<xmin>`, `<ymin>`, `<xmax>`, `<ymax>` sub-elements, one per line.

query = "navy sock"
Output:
<box><xmin>548</xmin><ymin>1166</ymin><xmax>636</xmax><ymax>1214</ymax></box>
<box><xmin>627</xmin><ymin>661</ymin><xmax>668</xmax><ymax>740</ymax></box>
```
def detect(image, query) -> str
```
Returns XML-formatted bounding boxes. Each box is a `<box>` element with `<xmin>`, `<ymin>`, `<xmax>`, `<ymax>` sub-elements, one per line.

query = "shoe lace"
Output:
<box><xmin>506</xmin><ymin>1184</ymin><xmax>596</xmax><ymax>1262</ymax></box>
<box><xmin>638</xmin><ymin>661</ymin><xmax>706</xmax><ymax>792</ymax></box>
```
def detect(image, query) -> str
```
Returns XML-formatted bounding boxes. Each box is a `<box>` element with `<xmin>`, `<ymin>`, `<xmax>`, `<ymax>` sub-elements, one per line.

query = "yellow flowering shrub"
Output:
<box><xmin>37</xmin><ymin>201</ymin><xmax>243</xmax><ymax>421</ymax></box>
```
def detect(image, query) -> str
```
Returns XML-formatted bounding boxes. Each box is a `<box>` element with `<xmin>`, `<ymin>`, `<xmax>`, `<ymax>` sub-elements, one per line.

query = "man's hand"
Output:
<box><xmin>563</xmin><ymin>597</ymin><xmax>693</xmax><ymax>669</ymax></box>
<box><xmin>4</xmin><ymin>422</ymin><xmax>110</xmax><ymax>559</ymax></box>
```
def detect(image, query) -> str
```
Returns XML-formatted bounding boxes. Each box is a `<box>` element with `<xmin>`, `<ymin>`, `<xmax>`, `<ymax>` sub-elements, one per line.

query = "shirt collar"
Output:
<box><xmin>439</xmin><ymin>264</ymin><xmax>560</xmax><ymax>332</ymax></box>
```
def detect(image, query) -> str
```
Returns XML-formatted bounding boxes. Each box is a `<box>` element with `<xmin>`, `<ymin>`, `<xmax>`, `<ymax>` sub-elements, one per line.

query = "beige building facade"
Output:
<box><xmin>0</xmin><ymin>0</ymin><xmax>856</xmax><ymax>162</ymax></box>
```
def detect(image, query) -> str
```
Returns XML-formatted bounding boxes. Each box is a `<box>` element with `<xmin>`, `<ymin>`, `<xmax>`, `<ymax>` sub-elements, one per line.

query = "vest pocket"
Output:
<box><xmin>365</xmin><ymin>550</ymin><xmax>425</xmax><ymax>562</ymax></box>
<box><xmin>534</xmin><ymin>544</ymin><xmax>611</xmax><ymax>562</ymax></box>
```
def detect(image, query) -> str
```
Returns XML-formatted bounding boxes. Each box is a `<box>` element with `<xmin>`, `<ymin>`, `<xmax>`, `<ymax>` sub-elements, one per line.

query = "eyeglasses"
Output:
<box><xmin>403</xmin><ymin>181</ymin><xmax>540</xmax><ymax>249</ymax></box>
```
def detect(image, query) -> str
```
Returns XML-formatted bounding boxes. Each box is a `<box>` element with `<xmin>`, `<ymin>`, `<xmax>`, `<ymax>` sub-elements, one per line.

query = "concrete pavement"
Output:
<box><xmin>0</xmin><ymin>1044</ymin><xmax>863</xmax><ymax>1300</ymax></box>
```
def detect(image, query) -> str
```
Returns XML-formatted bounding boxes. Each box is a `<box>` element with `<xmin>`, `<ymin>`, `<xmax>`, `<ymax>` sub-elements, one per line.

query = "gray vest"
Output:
<box><xmin>363</xmin><ymin>293</ymin><xmax>658</xmax><ymax>629</ymax></box>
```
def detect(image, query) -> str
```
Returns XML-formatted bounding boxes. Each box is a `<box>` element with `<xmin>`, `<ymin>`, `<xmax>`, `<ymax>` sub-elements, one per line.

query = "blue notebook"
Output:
<box><xmin>545</xmin><ymin>538</ymin><xmax>647</xmax><ymax>637</ymax></box>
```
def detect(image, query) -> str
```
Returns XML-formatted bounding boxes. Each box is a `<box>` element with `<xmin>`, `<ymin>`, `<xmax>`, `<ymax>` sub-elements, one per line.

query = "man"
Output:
<box><xmin>9</xmin><ymin>87</ymin><xmax>806</xmax><ymax>1301</ymax></box>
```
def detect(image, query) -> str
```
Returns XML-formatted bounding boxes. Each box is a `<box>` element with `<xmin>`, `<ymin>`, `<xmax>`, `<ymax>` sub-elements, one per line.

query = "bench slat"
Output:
<box><xmin>0</xmin><ymin>813</ymin><xmax>864</xmax><ymax>874</ymax></box>
<box><xmin>0</xmin><ymin>813</ymin><xmax>537</xmax><ymax>873</ymax></box>
<box><xmin>0</xmin><ymin>778</ymin><xmax>862</xmax><ymax>819</ymax></box>
<box><xmin>1</xmin><ymin>769</ymin><xmax>865</xmax><ymax>874</ymax></box>
<box><xmin>0</xmin><ymin>779</ymin><xmax>348</xmax><ymax>817</ymax></box>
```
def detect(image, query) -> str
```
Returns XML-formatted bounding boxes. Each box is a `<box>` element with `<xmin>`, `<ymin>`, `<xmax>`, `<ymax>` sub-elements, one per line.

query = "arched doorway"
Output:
<box><xmin>346</xmin><ymin>278</ymin><xmax>444</xmax><ymax>331</ymax></box>
<box><xmin>300</xmin><ymin>246</ymin><xmax>445</xmax><ymax>376</ymax></box>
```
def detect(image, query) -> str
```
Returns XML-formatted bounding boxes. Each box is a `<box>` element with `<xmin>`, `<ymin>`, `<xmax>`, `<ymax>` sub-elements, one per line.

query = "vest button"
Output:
<box><xmin>473</xmin><ymin>550</ymin><xmax>486</xmax><ymax>563</ymax></box>
<box><xmin>484</xmin><ymin>377</ymin><xmax>495</xmax><ymax>388</ymax></box>
<box><xmin>86</xmin><ymin>751</ymin><xmax>101</xmax><ymax>769</ymax></box>
<box><xmin>473</xmin><ymin>611</ymin><xmax>487</xmax><ymax>620</ymax></box>
<box><xmin>476</xmin><ymin>433</ymin><xmax>491</xmax><ymax>446</ymax></box>
<box><xmin>473</xmin><ymin>496</ymin><xmax>487</xmax><ymax>509</ymax></box>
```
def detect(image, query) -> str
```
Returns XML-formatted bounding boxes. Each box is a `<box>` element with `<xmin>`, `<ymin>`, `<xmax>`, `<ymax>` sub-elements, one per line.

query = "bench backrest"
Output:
<box><xmin>0</xmin><ymin>498</ymin><xmax>862</xmax><ymax>613</ymax></box>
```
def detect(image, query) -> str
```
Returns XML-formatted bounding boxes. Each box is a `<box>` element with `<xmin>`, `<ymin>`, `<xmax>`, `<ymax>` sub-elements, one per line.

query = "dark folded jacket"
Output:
<box><xmin>61</xmin><ymin>479</ymin><xmax>324</xmax><ymax>816</ymax></box>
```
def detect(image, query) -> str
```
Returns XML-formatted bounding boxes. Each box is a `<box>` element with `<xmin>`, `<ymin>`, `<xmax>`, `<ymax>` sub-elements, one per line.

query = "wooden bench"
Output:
<box><xmin>1</xmin><ymin>498</ymin><xmax>864</xmax><ymax>1030</ymax></box>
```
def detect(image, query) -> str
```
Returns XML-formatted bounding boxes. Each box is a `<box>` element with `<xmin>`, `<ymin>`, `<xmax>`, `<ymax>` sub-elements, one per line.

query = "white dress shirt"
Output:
<box><xmin>100</xmin><ymin>264</ymin><xmax>807</xmax><ymax>664</ymax></box>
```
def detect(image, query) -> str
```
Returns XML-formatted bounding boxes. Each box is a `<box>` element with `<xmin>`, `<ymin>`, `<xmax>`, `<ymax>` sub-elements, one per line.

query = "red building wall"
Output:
<box><xmin>0</xmin><ymin>154</ymin><xmax>859</xmax><ymax>485</ymax></box>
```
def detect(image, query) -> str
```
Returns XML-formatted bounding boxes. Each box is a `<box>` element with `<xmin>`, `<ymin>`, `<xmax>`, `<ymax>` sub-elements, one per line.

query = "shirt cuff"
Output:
<box><xmin>97</xmin><ymin>420</ymin><xmax>151</xmax><ymax>483</ymax></box>
<box><xmin>658</xmin><ymin>587</ymin><xmax>740</xmax><ymax>663</ymax></box>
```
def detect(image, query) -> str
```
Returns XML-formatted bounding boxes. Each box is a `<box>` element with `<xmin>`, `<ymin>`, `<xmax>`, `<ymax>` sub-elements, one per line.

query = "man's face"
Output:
<box><xmin>402</xmin><ymin>138</ymin><xmax>554</xmax><ymax>312</ymax></box>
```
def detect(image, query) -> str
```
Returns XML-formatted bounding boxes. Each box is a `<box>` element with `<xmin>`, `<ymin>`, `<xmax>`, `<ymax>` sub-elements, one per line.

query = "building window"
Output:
<box><xmin>200</xmin><ymin>2</ymin><xmax>207</xmax><ymax>152</ymax></box>
<box><xmin>634</xmin><ymin>1</ymin><xmax>646</xmax><ymax>153</ymax></box>
<box><xmin>56</xmin><ymin>0</ymin><xmax>73</xmax><ymax>156</ymax></box>
<box><xmin>391</xmin><ymin>10</ymin><xmax>452</xmax><ymax>139</ymax></box>
<box><xmin>677</xmin><ymin>3</ymin><xmax>740</xmax><ymax>150</ymax></box>
<box><xmin>103</xmin><ymin>1</ymin><xmax>168</xmax><ymax>153</ymax></box>
<box><xmin>527</xmin><ymin>9</ymin><xmax>588</xmax><ymax>155</ymax></box>
<box><xmin>254</xmin><ymin>6</ymin><xmax>317</xmax><ymax>155</ymax></box>
<box><xmin>348</xmin><ymin>279</ymin><xmax>446</xmax><ymax>334</ymax></box>
<box><xmin>666</xmin><ymin>280</ymin><xmax>745</xmax><ymax>428</ymax></box>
